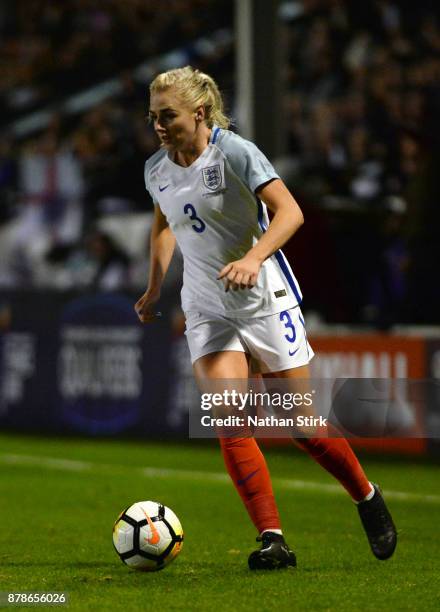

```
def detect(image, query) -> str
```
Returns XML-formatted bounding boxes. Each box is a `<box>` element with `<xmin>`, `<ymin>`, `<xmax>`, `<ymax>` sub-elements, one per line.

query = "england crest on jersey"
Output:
<box><xmin>202</xmin><ymin>164</ymin><xmax>222</xmax><ymax>191</ymax></box>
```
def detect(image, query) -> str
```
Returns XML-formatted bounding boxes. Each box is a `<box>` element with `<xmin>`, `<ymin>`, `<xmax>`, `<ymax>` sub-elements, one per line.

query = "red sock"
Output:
<box><xmin>220</xmin><ymin>436</ymin><xmax>281</xmax><ymax>533</ymax></box>
<box><xmin>295</xmin><ymin>435</ymin><xmax>372</xmax><ymax>502</ymax></box>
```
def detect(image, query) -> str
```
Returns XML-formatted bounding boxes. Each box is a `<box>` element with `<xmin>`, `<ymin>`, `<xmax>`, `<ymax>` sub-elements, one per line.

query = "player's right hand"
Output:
<box><xmin>135</xmin><ymin>289</ymin><xmax>161</xmax><ymax>324</ymax></box>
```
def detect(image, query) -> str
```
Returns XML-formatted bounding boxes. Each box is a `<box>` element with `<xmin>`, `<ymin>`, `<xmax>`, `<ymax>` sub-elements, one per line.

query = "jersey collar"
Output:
<box><xmin>210</xmin><ymin>125</ymin><xmax>221</xmax><ymax>145</ymax></box>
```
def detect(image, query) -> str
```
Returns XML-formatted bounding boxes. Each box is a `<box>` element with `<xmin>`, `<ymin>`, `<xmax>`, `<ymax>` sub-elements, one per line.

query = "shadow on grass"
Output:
<box><xmin>3</xmin><ymin>561</ymin><xmax>116</xmax><ymax>569</ymax></box>
<box><xmin>3</xmin><ymin>559</ymin><xmax>289</xmax><ymax>582</ymax></box>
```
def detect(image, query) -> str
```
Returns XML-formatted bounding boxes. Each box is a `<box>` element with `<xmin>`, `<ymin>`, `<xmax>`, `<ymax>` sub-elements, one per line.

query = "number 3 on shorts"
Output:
<box><xmin>279</xmin><ymin>310</ymin><xmax>298</xmax><ymax>356</ymax></box>
<box><xmin>184</xmin><ymin>203</ymin><xmax>206</xmax><ymax>233</ymax></box>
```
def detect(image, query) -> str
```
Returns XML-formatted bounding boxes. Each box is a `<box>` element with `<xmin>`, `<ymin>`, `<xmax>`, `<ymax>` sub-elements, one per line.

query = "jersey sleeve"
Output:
<box><xmin>144</xmin><ymin>161</ymin><xmax>158</xmax><ymax>205</ymax></box>
<box><xmin>218</xmin><ymin>132</ymin><xmax>280</xmax><ymax>193</ymax></box>
<box><xmin>144</xmin><ymin>149</ymin><xmax>167</xmax><ymax>207</ymax></box>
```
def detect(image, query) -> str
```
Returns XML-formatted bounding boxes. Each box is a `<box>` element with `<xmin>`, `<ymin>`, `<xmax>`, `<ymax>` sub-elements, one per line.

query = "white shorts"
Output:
<box><xmin>184</xmin><ymin>306</ymin><xmax>314</xmax><ymax>374</ymax></box>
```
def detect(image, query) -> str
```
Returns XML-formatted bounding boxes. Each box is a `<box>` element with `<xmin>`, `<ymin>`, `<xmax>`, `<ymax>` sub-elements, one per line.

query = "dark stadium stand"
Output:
<box><xmin>0</xmin><ymin>0</ymin><xmax>439</xmax><ymax>324</ymax></box>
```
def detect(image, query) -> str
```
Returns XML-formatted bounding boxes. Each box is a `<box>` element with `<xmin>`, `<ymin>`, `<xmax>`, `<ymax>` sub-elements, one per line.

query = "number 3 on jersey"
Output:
<box><xmin>184</xmin><ymin>203</ymin><xmax>206</xmax><ymax>233</ymax></box>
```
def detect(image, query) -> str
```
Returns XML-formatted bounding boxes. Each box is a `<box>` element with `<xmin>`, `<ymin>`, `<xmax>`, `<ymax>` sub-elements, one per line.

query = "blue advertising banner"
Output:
<box><xmin>0</xmin><ymin>291</ymin><xmax>187</xmax><ymax>436</ymax></box>
<box><xmin>1</xmin><ymin>292</ymin><xmax>439</xmax><ymax>456</ymax></box>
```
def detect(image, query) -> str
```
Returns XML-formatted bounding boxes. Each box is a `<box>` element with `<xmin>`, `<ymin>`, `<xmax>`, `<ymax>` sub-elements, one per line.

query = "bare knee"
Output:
<box><xmin>193</xmin><ymin>351</ymin><xmax>250</xmax><ymax>379</ymax></box>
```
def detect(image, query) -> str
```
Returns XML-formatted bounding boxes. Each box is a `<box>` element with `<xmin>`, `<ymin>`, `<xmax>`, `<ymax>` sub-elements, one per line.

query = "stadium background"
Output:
<box><xmin>0</xmin><ymin>0</ymin><xmax>439</xmax><ymax>451</ymax></box>
<box><xmin>0</xmin><ymin>2</ymin><xmax>439</xmax><ymax>610</ymax></box>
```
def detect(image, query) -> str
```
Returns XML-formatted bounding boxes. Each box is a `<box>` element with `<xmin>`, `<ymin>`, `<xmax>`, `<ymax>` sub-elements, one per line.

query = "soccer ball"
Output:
<box><xmin>113</xmin><ymin>501</ymin><xmax>184</xmax><ymax>571</ymax></box>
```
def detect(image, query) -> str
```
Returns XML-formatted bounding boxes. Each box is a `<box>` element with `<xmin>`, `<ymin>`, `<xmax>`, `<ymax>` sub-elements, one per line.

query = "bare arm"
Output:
<box><xmin>249</xmin><ymin>178</ymin><xmax>304</xmax><ymax>262</ymax></box>
<box><xmin>147</xmin><ymin>204</ymin><xmax>176</xmax><ymax>294</ymax></box>
<box><xmin>218</xmin><ymin>179</ymin><xmax>304</xmax><ymax>291</ymax></box>
<box><xmin>135</xmin><ymin>205</ymin><xmax>176</xmax><ymax>322</ymax></box>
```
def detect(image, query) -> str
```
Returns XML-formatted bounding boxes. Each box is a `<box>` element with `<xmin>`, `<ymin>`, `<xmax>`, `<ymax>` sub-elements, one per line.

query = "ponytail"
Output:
<box><xmin>150</xmin><ymin>66</ymin><xmax>230</xmax><ymax>129</ymax></box>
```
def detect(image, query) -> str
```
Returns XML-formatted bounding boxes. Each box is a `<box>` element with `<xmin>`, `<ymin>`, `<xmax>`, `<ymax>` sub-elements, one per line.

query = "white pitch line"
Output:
<box><xmin>141</xmin><ymin>466</ymin><xmax>229</xmax><ymax>482</ymax></box>
<box><xmin>1</xmin><ymin>453</ymin><xmax>93</xmax><ymax>471</ymax></box>
<box><xmin>1</xmin><ymin>452</ymin><xmax>439</xmax><ymax>505</ymax></box>
<box><xmin>144</xmin><ymin>466</ymin><xmax>440</xmax><ymax>504</ymax></box>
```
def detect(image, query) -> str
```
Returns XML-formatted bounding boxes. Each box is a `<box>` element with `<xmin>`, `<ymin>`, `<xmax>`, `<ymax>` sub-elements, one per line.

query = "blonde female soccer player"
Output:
<box><xmin>135</xmin><ymin>66</ymin><xmax>397</xmax><ymax>569</ymax></box>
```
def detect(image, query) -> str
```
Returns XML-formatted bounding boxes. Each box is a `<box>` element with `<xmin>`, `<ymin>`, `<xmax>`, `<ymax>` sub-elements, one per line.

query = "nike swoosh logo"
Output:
<box><xmin>142</xmin><ymin>508</ymin><xmax>161</xmax><ymax>545</ymax></box>
<box><xmin>289</xmin><ymin>347</ymin><xmax>299</xmax><ymax>356</ymax></box>
<box><xmin>159</xmin><ymin>184</ymin><xmax>170</xmax><ymax>192</ymax></box>
<box><xmin>237</xmin><ymin>469</ymin><xmax>259</xmax><ymax>486</ymax></box>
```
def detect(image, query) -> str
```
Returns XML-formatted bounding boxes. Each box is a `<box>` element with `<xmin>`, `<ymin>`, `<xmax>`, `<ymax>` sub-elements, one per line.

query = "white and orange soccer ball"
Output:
<box><xmin>113</xmin><ymin>501</ymin><xmax>184</xmax><ymax>571</ymax></box>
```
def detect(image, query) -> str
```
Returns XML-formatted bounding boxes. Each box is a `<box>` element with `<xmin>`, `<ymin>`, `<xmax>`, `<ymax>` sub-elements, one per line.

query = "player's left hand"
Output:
<box><xmin>217</xmin><ymin>255</ymin><xmax>262</xmax><ymax>292</ymax></box>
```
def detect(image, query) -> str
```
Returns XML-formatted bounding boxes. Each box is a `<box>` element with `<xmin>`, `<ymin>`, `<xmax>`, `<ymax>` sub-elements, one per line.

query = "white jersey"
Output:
<box><xmin>144</xmin><ymin>127</ymin><xmax>302</xmax><ymax>318</ymax></box>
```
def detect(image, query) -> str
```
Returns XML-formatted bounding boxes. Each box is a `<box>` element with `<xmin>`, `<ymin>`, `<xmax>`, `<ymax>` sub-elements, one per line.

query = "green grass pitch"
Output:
<box><xmin>0</xmin><ymin>433</ymin><xmax>439</xmax><ymax>611</ymax></box>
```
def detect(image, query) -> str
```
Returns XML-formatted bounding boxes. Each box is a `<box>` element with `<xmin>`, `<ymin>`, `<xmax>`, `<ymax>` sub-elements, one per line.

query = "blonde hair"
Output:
<box><xmin>149</xmin><ymin>66</ymin><xmax>230</xmax><ymax>129</ymax></box>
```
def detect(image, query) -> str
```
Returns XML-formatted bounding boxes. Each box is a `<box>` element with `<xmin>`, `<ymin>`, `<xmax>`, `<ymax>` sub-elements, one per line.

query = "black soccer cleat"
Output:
<box><xmin>357</xmin><ymin>483</ymin><xmax>397</xmax><ymax>560</ymax></box>
<box><xmin>248</xmin><ymin>531</ymin><xmax>297</xmax><ymax>570</ymax></box>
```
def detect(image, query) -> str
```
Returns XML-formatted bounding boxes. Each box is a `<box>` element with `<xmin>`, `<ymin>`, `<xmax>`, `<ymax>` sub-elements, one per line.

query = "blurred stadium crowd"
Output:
<box><xmin>0</xmin><ymin>0</ymin><xmax>439</xmax><ymax>326</ymax></box>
